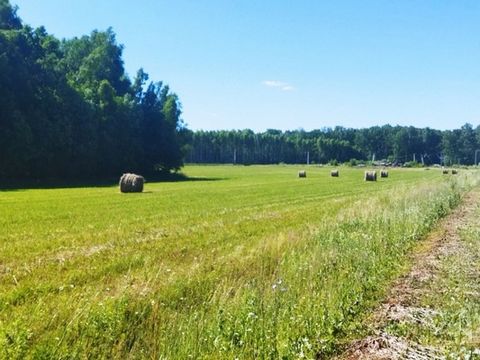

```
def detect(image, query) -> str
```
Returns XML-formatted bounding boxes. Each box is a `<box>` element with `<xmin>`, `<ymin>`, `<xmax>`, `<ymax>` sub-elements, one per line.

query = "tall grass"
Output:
<box><xmin>0</xmin><ymin>166</ymin><xmax>477</xmax><ymax>359</ymax></box>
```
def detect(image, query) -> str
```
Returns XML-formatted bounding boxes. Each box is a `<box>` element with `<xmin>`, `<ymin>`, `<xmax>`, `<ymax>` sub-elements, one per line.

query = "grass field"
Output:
<box><xmin>0</xmin><ymin>165</ymin><xmax>477</xmax><ymax>359</ymax></box>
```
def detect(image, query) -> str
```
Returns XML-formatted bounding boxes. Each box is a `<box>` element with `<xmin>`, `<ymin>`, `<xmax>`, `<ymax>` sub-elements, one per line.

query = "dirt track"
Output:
<box><xmin>340</xmin><ymin>189</ymin><xmax>480</xmax><ymax>359</ymax></box>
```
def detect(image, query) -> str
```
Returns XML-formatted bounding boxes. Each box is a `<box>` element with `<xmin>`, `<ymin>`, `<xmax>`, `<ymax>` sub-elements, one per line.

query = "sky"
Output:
<box><xmin>12</xmin><ymin>0</ymin><xmax>480</xmax><ymax>132</ymax></box>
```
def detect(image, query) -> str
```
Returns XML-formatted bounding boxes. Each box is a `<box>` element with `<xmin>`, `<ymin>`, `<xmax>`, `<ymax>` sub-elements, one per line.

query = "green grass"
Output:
<box><xmin>0</xmin><ymin>165</ymin><xmax>477</xmax><ymax>359</ymax></box>
<box><xmin>382</xmin><ymin>188</ymin><xmax>480</xmax><ymax>358</ymax></box>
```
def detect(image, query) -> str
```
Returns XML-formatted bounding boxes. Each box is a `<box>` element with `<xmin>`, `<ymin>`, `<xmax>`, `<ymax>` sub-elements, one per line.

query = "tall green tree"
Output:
<box><xmin>0</xmin><ymin>0</ymin><xmax>187</xmax><ymax>179</ymax></box>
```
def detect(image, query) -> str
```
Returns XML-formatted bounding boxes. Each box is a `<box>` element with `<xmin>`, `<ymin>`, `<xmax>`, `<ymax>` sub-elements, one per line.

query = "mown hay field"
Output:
<box><xmin>0</xmin><ymin>165</ymin><xmax>477</xmax><ymax>359</ymax></box>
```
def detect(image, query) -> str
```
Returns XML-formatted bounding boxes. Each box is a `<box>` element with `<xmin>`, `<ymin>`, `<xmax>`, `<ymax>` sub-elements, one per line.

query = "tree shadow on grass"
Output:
<box><xmin>0</xmin><ymin>172</ymin><xmax>227</xmax><ymax>192</ymax></box>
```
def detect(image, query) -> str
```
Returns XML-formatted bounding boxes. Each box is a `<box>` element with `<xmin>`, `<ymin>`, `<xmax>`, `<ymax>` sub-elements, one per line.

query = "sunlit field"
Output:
<box><xmin>0</xmin><ymin>165</ymin><xmax>476</xmax><ymax>359</ymax></box>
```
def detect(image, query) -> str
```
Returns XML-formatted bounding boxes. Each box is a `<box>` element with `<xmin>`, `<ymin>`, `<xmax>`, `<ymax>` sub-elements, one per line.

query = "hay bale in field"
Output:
<box><xmin>380</xmin><ymin>170</ymin><xmax>388</xmax><ymax>178</ymax></box>
<box><xmin>331</xmin><ymin>169</ymin><xmax>339</xmax><ymax>177</ymax></box>
<box><xmin>442</xmin><ymin>169</ymin><xmax>449</xmax><ymax>175</ymax></box>
<box><xmin>119</xmin><ymin>173</ymin><xmax>145</xmax><ymax>193</ymax></box>
<box><xmin>298</xmin><ymin>170</ymin><xmax>307</xmax><ymax>178</ymax></box>
<box><xmin>364</xmin><ymin>171</ymin><xmax>377</xmax><ymax>181</ymax></box>
<box><xmin>452</xmin><ymin>169</ymin><xmax>458</xmax><ymax>174</ymax></box>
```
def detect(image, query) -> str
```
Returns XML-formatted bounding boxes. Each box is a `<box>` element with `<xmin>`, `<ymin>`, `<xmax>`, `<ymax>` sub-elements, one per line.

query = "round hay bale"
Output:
<box><xmin>330</xmin><ymin>169</ymin><xmax>339</xmax><ymax>177</ymax></box>
<box><xmin>364</xmin><ymin>170</ymin><xmax>377</xmax><ymax>181</ymax></box>
<box><xmin>442</xmin><ymin>169</ymin><xmax>449</xmax><ymax>175</ymax></box>
<box><xmin>452</xmin><ymin>169</ymin><xmax>458</xmax><ymax>175</ymax></box>
<box><xmin>119</xmin><ymin>173</ymin><xmax>145</xmax><ymax>193</ymax></box>
<box><xmin>298</xmin><ymin>170</ymin><xmax>307</xmax><ymax>178</ymax></box>
<box><xmin>380</xmin><ymin>170</ymin><xmax>388</xmax><ymax>178</ymax></box>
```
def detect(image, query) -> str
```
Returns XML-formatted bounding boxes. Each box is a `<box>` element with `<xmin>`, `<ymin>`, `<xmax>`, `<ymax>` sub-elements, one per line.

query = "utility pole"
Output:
<box><xmin>475</xmin><ymin>149</ymin><xmax>480</xmax><ymax>166</ymax></box>
<box><xmin>233</xmin><ymin>149</ymin><xmax>237</xmax><ymax>164</ymax></box>
<box><xmin>306</xmin><ymin>151</ymin><xmax>310</xmax><ymax>165</ymax></box>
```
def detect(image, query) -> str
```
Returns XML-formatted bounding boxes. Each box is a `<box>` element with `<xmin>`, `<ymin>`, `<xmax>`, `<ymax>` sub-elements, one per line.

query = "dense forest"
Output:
<box><xmin>187</xmin><ymin>124</ymin><xmax>480</xmax><ymax>166</ymax></box>
<box><xmin>0</xmin><ymin>0</ymin><xmax>189</xmax><ymax>179</ymax></box>
<box><xmin>1</xmin><ymin>0</ymin><xmax>479</xmax><ymax>181</ymax></box>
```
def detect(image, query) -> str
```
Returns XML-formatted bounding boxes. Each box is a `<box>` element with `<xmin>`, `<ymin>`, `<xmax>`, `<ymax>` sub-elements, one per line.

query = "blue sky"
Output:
<box><xmin>13</xmin><ymin>0</ymin><xmax>480</xmax><ymax>131</ymax></box>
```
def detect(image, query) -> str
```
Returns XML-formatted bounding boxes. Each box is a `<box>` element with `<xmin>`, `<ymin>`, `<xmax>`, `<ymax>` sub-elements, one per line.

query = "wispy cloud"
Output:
<box><xmin>262</xmin><ymin>80</ymin><xmax>295</xmax><ymax>91</ymax></box>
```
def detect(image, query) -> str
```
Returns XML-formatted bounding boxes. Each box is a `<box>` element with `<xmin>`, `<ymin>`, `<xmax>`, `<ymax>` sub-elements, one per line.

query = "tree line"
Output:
<box><xmin>0</xmin><ymin>0</ymin><xmax>189</xmax><ymax>180</ymax></box>
<box><xmin>2</xmin><ymin>0</ymin><xmax>479</xmax><ymax>182</ymax></box>
<box><xmin>186</xmin><ymin>124</ymin><xmax>480</xmax><ymax>166</ymax></box>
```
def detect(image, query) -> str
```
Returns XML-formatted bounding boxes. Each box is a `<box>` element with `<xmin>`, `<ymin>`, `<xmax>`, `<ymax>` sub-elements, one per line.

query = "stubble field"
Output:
<box><xmin>0</xmin><ymin>165</ymin><xmax>476</xmax><ymax>359</ymax></box>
